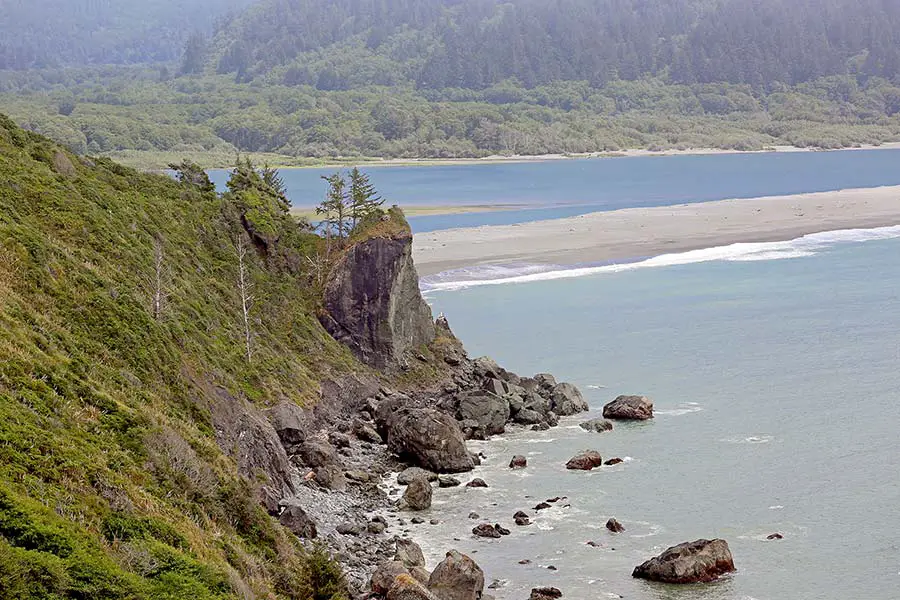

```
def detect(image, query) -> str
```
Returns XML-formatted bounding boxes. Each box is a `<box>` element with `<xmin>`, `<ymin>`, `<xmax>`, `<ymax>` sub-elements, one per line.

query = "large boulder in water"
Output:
<box><xmin>579</xmin><ymin>418</ymin><xmax>613</xmax><ymax>433</ymax></box>
<box><xmin>457</xmin><ymin>390</ymin><xmax>510</xmax><ymax>436</ymax></box>
<box><xmin>550</xmin><ymin>383</ymin><xmax>588</xmax><ymax>415</ymax></box>
<box><xmin>603</xmin><ymin>395</ymin><xmax>654</xmax><ymax>420</ymax></box>
<box><xmin>386</xmin><ymin>408</ymin><xmax>475</xmax><ymax>473</ymax></box>
<box><xmin>319</xmin><ymin>215</ymin><xmax>435</xmax><ymax>369</ymax></box>
<box><xmin>632</xmin><ymin>539</ymin><xmax>735</xmax><ymax>583</ymax></box>
<box><xmin>428</xmin><ymin>550</ymin><xmax>485</xmax><ymax>600</ymax></box>
<box><xmin>565</xmin><ymin>450</ymin><xmax>603</xmax><ymax>470</ymax></box>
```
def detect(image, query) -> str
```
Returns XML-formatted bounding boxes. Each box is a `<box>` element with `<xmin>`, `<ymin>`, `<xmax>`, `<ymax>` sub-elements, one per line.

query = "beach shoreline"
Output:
<box><xmin>412</xmin><ymin>185</ymin><xmax>900</xmax><ymax>277</ymax></box>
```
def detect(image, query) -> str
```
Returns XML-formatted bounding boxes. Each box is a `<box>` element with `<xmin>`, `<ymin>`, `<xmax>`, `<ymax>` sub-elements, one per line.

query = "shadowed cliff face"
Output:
<box><xmin>320</xmin><ymin>226</ymin><xmax>436</xmax><ymax>369</ymax></box>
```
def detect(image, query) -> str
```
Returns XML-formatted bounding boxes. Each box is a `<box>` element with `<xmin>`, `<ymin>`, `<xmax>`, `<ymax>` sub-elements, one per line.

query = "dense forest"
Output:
<box><xmin>2</xmin><ymin>0</ymin><xmax>900</xmax><ymax>165</ymax></box>
<box><xmin>0</xmin><ymin>0</ymin><xmax>254</xmax><ymax>69</ymax></box>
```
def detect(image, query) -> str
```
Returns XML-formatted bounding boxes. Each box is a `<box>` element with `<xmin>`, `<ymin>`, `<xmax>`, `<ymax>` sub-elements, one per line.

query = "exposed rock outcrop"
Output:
<box><xmin>632</xmin><ymin>539</ymin><xmax>735</xmax><ymax>583</ymax></box>
<box><xmin>428</xmin><ymin>550</ymin><xmax>485</xmax><ymax>600</ymax></box>
<box><xmin>603</xmin><ymin>395</ymin><xmax>654</xmax><ymax>420</ymax></box>
<box><xmin>320</xmin><ymin>223</ymin><xmax>435</xmax><ymax>369</ymax></box>
<box><xmin>457</xmin><ymin>390</ymin><xmax>510</xmax><ymax>436</ymax></box>
<box><xmin>550</xmin><ymin>382</ymin><xmax>588</xmax><ymax>415</ymax></box>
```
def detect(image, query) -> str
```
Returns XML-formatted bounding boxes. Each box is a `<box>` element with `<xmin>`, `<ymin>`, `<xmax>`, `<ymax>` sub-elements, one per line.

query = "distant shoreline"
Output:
<box><xmin>412</xmin><ymin>185</ymin><xmax>900</xmax><ymax>277</ymax></box>
<box><xmin>120</xmin><ymin>142</ymin><xmax>900</xmax><ymax>172</ymax></box>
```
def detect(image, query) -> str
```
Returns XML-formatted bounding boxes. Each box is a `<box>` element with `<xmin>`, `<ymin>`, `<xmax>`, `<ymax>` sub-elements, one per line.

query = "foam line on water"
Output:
<box><xmin>420</xmin><ymin>224</ymin><xmax>900</xmax><ymax>292</ymax></box>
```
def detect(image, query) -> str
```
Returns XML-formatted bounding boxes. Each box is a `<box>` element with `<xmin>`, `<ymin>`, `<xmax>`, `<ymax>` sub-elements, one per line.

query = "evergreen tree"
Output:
<box><xmin>317</xmin><ymin>173</ymin><xmax>350</xmax><ymax>241</ymax></box>
<box><xmin>348</xmin><ymin>167</ymin><xmax>384</xmax><ymax>228</ymax></box>
<box><xmin>180</xmin><ymin>32</ymin><xmax>207</xmax><ymax>76</ymax></box>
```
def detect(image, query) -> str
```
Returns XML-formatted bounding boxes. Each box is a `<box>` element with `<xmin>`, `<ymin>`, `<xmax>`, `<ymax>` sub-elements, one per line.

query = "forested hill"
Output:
<box><xmin>213</xmin><ymin>0</ymin><xmax>900</xmax><ymax>89</ymax></box>
<box><xmin>0</xmin><ymin>0</ymin><xmax>255</xmax><ymax>69</ymax></box>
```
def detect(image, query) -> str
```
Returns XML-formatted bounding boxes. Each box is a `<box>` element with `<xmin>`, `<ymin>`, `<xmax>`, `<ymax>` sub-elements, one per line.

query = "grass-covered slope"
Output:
<box><xmin>0</xmin><ymin>114</ymin><xmax>357</xmax><ymax>599</ymax></box>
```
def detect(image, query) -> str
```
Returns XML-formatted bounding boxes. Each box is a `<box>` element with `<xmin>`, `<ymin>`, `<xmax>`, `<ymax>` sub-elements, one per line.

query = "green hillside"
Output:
<box><xmin>0</xmin><ymin>114</ymin><xmax>358</xmax><ymax>598</ymax></box>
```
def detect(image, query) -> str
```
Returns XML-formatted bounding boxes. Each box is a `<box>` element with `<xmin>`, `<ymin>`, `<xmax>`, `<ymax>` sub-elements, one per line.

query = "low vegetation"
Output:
<box><xmin>0</xmin><ymin>113</ymin><xmax>375</xmax><ymax>598</ymax></box>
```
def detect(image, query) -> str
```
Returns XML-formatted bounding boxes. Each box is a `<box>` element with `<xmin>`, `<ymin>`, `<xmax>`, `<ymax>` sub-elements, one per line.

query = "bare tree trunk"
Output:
<box><xmin>235</xmin><ymin>235</ymin><xmax>254</xmax><ymax>364</ymax></box>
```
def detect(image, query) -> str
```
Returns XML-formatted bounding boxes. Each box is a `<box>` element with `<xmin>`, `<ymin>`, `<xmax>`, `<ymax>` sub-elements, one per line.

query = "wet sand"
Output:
<box><xmin>413</xmin><ymin>185</ymin><xmax>900</xmax><ymax>276</ymax></box>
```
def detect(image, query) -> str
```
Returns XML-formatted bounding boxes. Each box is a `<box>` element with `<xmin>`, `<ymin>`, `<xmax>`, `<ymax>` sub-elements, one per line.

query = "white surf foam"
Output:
<box><xmin>421</xmin><ymin>224</ymin><xmax>900</xmax><ymax>292</ymax></box>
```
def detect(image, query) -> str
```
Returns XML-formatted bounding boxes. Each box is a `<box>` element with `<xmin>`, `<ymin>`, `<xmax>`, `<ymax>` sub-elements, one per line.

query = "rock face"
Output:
<box><xmin>402</xmin><ymin>477</ymin><xmax>433</xmax><ymax>511</ymax></box>
<box><xmin>632</xmin><ymin>539</ymin><xmax>735</xmax><ymax>583</ymax></box>
<box><xmin>386</xmin><ymin>408</ymin><xmax>475</xmax><ymax>473</ymax></box>
<box><xmin>565</xmin><ymin>450</ymin><xmax>603</xmax><ymax>470</ymax></box>
<box><xmin>579</xmin><ymin>418</ymin><xmax>613</xmax><ymax>433</ymax></box>
<box><xmin>550</xmin><ymin>383</ymin><xmax>588</xmax><ymax>415</ymax></box>
<box><xmin>428</xmin><ymin>550</ymin><xmax>485</xmax><ymax>600</ymax></box>
<box><xmin>320</xmin><ymin>225</ymin><xmax>435</xmax><ymax>369</ymax></box>
<box><xmin>457</xmin><ymin>391</ymin><xmax>510</xmax><ymax>436</ymax></box>
<box><xmin>603</xmin><ymin>395</ymin><xmax>654</xmax><ymax>420</ymax></box>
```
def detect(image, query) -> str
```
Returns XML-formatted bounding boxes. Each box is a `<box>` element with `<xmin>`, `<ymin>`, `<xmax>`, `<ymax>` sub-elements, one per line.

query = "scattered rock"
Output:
<box><xmin>337</xmin><ymin>522</ymin><xmax>363</xmax><ymax>536</ymax></box>
<box><xmin>472</xmin><ymin>524</ymin><xmax>501</xmax><ymax>538</ymax></box>
<box><xmin>396</xmin><ymin>538</ymin><xmax>426</xmax><ymax>568</ymax></box>
<box><xmin>368</xmin><ymin>521</ymin><xmax>387</xmax><ymax>534</ymax></box>
<box><xmin>603</xmin><ymin>395</ymin><xmax>654</xmax><ymax>420</ymax></box>
<box><xmin>494</xmin><ymin>524</ymin><xmax>511</xmax><ymax>536</ymax></box>
<box><xmin>412</xmin><ymin>517</ymin><xmax>425</xmax><ymax>524</ymax></box>
<box><xmin>468</xmin><ymin>512</ymin><xmax>480</xmax><ymax>519</ymax></box>
<box><xmin>518</xmin><ymin>559</ymin><xmax>532</xmax><ymax>565</ymax></box>
<box><xmin>466</xmin><ymin>478</ymin><xmax>489</xmax><ymax>488</ymax></box>
<box><xmin>579</xmin><ymin>418</ymin><xmax>613</xmax><ymax>433</ymax></box>
<box><xmin>533</xmin><ymin>373</ymin><xmax>557</xmax><ymax>390</ymax></box>
<box><xmin>632</xmin><ymin>539</ymin><xmax>735</xmax><ymax>583</ymax></box>
<box><xmin>604</xmin><ymin>458</ymin><xmax>623</xmax><ymax>466</ymax></box>
<box><xmin>399</xmin><ymin>467</ymin><xmax>439</xmax><ymax>485</ymax></box>
<box><xmin>530</xmin><ymin>587</ymin><xmax>563</xmax><ymax>600</ymax></box>
<box><xmin>767</xmin><ymin>533</ymin><xmax>784</xmax><ymax>540</ymax></box>
<box><xmin>438</xmin><ymin>476</ymin><xmax>461</xmax><ymax>488</ymax></box>
<box><xmin>402</xmin><ymin>477</ymin><xmax>433</xmax><ymax>511</ymax></box>
<box><xmin>529</xmin><ymin>421</ymin><xmax>551</xmax><ymax>431</ymax></box>
<box><xmin>565</xmin><ymin>450</ymin><xmax>603</xmax><ymax>471</ymax></box>
<box><xmin>346</xmin><ymin>470</ymin><xmax>371</xmax><ymax>483</ymax></box>
<box><xmin>515</xmin><ymin>409</ymin><xmax>545</xmax><ymax>426</ymax></box>
<box><xmin>278</xmin><ymin>503</ymin><xmax>317</xmax><ymax>539</ymax></box>
<box><xmin>509</xmin><ymin>455</ymin><xmax>527</xmax><ymax>469</ymax></box>
<box><xmin>487</xmin><ymin>578</ymin><xmax>507</xmax><ymax>589</ymax></box>
<box><xmin>329</xmin><ymin>431</ymin><xmax>351</xmax><ymax>448</ymax></box>
<box><xmin>546</xmin><ymin>497</ymin><xmax>563</xmax><ymax>503</ymax></box>
<box><xmin>430</xmin><ymin>519</ymin><xmax>440</xmax><ymax>525</ymax></box>
<box><xmin>546</xmin><ymin>565</ymin><xmax>557</xmax><ymax>571</ymax></box>
<box><xmin>606</xmin><ymin>518</ymin><xmax>625</xmax><ymax>533</ymax></box>
<box><xmin>514</xmin><ymin>516</ymin><xmax>531</xmax><ymax>526</ymax></box>
<box><xmin>428</xmin><ymin>550</ymin><xmax>485</xmax><ymax>600</ymax></box>
<box><xmin>354</xmin><ymin>420</ymin><xmax>384</xmax><ymax>444</ymax></box>
<box><xmin>513</xmin><ymin>510</ymin><xmax>529</xmax><ymax>519</ymax></box>
<box><xmin>534</xmin><ymin>502</ymin><xmax>552</xmax><ymax>511</ymax></box>
<box><xmin>371</xmin><ymin>561</ymin><xmax>411</xmax><ymax>595</ymax></box>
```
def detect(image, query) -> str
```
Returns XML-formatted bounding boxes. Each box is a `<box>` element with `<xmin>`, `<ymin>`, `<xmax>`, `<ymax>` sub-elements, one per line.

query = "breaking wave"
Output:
<box><xmin>420</xmin><ymin>225</ymin><xmax>900</xmax><ymax>293</ymax></box>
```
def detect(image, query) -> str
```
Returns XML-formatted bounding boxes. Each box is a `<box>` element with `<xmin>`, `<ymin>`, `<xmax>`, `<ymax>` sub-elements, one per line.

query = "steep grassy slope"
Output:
<box><xmin>0</xmin><ymin>114</ymin><xmax>358</xmax><ymax>599</ymax></box>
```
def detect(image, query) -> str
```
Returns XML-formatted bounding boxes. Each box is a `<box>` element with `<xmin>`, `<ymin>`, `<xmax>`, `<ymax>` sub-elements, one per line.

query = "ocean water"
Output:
<box><xmin>412</xmin><ymin>231</ymin><xmax>900</xmax><ymax>600</ymax></box>
<box><xmin>208</xmin><ymin>149</ymin><xmax>900</xmax><ymax>232</ymax></box>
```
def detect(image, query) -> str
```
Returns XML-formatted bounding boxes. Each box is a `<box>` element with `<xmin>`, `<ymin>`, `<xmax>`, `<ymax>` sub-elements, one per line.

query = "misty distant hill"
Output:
<box><xmin>0</xmin><ymin>0</ymin><xmax>255</xmax><ymax>68</ymax></box>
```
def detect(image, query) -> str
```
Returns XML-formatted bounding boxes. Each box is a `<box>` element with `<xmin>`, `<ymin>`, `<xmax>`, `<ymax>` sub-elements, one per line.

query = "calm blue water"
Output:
<box><xmin>411</xmin><ymin>234</ymin><xmax>900</xmax><ymax>600</ymax></box>
<box><xmin>209</xmin><ymin>149</ymin><xmax>900</xmax><ymax>232</ymax></box>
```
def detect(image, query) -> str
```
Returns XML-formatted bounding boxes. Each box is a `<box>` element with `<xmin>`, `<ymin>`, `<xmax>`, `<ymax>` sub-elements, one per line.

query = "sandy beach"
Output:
<box><xmin>412</xmin><ymin>185</ymin><xmax>900</xmax><ymax>276</ymax></box>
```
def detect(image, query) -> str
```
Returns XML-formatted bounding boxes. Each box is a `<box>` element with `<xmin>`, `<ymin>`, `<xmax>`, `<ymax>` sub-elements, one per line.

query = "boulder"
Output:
<box><xmin>428</xmin><ymin>550</ymin><xmax>485</xmax><ymax>600</ymax></box>
<box><xmin>466</xmin><ymin>478</ymin><xmax>488</xmax><ymax>488</ymax></box>
<box><xmin>603</xmin><ymin>395</ymin><xmax>654</xmax><ymax>420</ymax></box>
<box><xmin>494</xmin><ymin>524</ymin><xmax>511</xmax><ymax>536</ymax></box>
<box><xmin>550</xmin><ymin>383</ymin><xmax>588</xmax><ymax>416</ymax></box>
<box><xmin>299</xmin><ymin>440</ymin><xmax>340</xmax><ymax>468</ymax></box>
<box><xmin>396</xmin><ymin>538</ymin><xmax>426</xmax><ymax>568</ymax></box>
<box><xmin>354</xmin><ymin>419</ymin><xmax>383</xmax><ymax>443</ymax></box>
<box><xmin>472</xmin><ymin>523</ymin><xmax>501</xmax><ymax>538</ymax></box>
<box><xmin>530</xmin><ymin>588</ymin><xmax>563</xmax><ymax>600</ymax></box>
<box><xmin>514</xmin><ymin>516</ymin><xmax>530</xmax><ymax>526</ymax></box>
<box><xmin>457</xmin><ymin>391</ymin><xmax>510</xmax><ymax>436</ymax></box>
<box><xmin>438</xmin><ymin>476</ymin><xmax>461</xmax><ymax>488</ymax></box>
<box><xmin>313</xmin><ymin>463</ymin><xmax>346</xmax><ymax>491</ymax></box>
<box><xmin>398</xmin><ymin>467</ymin><xmax>439</xmax><ymax>485</ymax></box>
<box><xmin>606</xmin><ymin>518</ymin><xmax>625</xmax><ymax>533</ymax></box>
<box><xmin>386</xmin><ymin>408</ymin><xmax>475</xmax><ymax>473</ymax></box>
<box><xmin>264</xmin><ymin>401</ymin><xmax>308</xmax><ymax>447</ymax></box>
<box><xmin>482</xmin><ymin>378</ymin><xmax>510</xmax><ymax>397</ymax></box>
<box><xmin>368</xmin><ymin>521</ymin><xmax>387</xmax><ymax>534</ymax></box>
<box><xmin>533</xmin><ymin>373</ymin><xmax>558</xmax><ymax>391</ymax></box>
<box><xmin>513</xmin><ymin>408</ymin><xmax>544</xmax><ymax>426</ymax></box>
<box><xmin>522</xmin><ymin>392</ymin><xmax>550</xmax><ymax>416</ymax></box>
<box><xmin>319</xmin><ymin>225</ymin><xmax>436</xmax><ymax>369</ymax></box>
<box><xmin>409</xmin><ymin>567</ymin><xmax>433</xmax><ymax>587</ymax></box>
<box><xmin>509</xmin><ymin>455</ymin><xmax>527</xmax><ymax>469</ymax></box>
<box><xmin>604</xmin><ymin>458</ymin><xmax>623</xmax><ymax>466</ymax></box>
<box><xmin>533</xmin><ymin>502</ymin><xmax>552</xmax><ymax>511</ymax></box>
<box><xmin>402</xmin><ymin>477</ymin><xmax>433</xmax><ymax>511</ymax></box>
<box><xmin>337</xmin><ymin>522</ymin><xmax>363</xmax><ymax>536</ymax></box>
<box><xmin>328</xmin><ymin>431</ymin><xmax>351</xmax><ymax>448</ymax></box>
<box><xmin>632</xmin><ymin>539</ymin><xmax>735</xmax><ymax>584</ymax></box>
<box><xmin>473</xmin><ymin>356</ymin><xmax>502</xmax><ymax>380</ymax></box>
<box><xmin>767</xmin><ymin>533</ymin><xmax>783</xmax><ymax>540</ymax></box>
<box><xmin>579</xmin><ymin>419</ymin><xmax>613</xmax><ymax>433</ymax></box>
<box><xmin>278</xmin><ymin>504</ymin><xmax>317</xmax><ymax>539</ymax></box>
<box><xmin>565</xmin><ymin>450</ymin><xmax>603</xmax><ymax>471</ymax></box>
<box><xmin>531</xmin><ymin>423</ymin><xmax>550</xmax><ymax>432</ymax></box>
<box><xmin>372</xmin><ymin>561</ymin><xmax>411</xmax><ymax>595</ymax></box>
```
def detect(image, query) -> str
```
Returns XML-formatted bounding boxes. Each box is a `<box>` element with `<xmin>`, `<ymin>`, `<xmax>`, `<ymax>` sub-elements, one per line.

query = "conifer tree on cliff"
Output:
<box><xmin>348</xmin><ymin>167</ymin><xmax>384</xmax><ymax>228</ymax></box>
<box><xmin>317</xmin><ymin>172</ymin><xmax>350</xmax><ymax>242</ymax></box>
